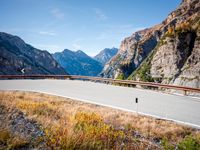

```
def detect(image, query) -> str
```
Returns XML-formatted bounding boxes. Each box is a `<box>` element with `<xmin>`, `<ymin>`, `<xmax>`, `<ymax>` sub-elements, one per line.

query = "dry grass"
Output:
<box><xmin>0</xmin><ymin>91</ymin><xmax>200</xmax><ymax>149</ymax></box>
<box><xmin>0</xmin><ymin>128</ymin><xmax>28</xmax><ymax>150</ymax></box>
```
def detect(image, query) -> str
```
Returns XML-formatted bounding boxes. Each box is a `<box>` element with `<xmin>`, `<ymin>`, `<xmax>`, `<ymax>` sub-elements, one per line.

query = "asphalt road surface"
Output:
<box><xmin>0</xmin><ymin>79</ymin><xmax>200</xmax><ymax>128</ymax></box>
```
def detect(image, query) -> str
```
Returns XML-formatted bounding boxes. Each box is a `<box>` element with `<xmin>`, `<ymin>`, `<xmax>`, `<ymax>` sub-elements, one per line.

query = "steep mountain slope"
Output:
<box><xmin>53</xmin><ymin>49</ymin><xmax>103</xmax><ymax>76</ymax></box>
<box><xmin>0</xmin><ymin>32</ymin><xmax>67</xmax><ymax>75</ymax></box>
<box><xmin>101</xmin><ymin>27</ymin><xmax>159</xmax><ymax>79</ymax></box>
<box><xmin>101</xmin><ymin>0</ymin><xmax>200</xmax><ymax>88</ymax></box>
<box><xmin>94</xmin><ymin>47</ymin><xmax>118</xmax><ymax>65</ymax></box>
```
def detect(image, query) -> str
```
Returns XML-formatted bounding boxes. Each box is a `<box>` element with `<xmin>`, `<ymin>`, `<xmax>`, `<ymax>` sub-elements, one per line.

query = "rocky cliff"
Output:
<box><xmin>0</xmin><ymin>32</ymin><xmax>67</xmax><ymax>75</ymax></box>
<box><xmin>101</xmin><ymin>0</ymin><xmax>200</xmax><ymax>88</ymax></box>
<box><xmin>53</xmin><ymin>49</ymin><xmax>103</xmax><ymax>76</ymax></box>
<box><xmin>94</xmin><ymin>47</ymin><xmax>118</xmax><ymax>65</ymax></box>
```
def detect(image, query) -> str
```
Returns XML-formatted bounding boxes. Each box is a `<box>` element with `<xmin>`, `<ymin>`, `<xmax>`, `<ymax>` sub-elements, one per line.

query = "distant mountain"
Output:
<box><xmin>53</xmin><ymin>49</ymin><xmax>103</xmax><ymax>76</ymax></box>
<box><xmin>94</xmin><ymin>47</ymin><xmax>118</xmax><ymax>65</ymax></box>
<box><xmin>0</xmin><ymin>32</ymin><xmax>67</xmax><ymax>75</ymax></box>
<box><xmin>101</xmin><ymin>0</ymin><xmax>200</xmax><ymax>88</ymax></box>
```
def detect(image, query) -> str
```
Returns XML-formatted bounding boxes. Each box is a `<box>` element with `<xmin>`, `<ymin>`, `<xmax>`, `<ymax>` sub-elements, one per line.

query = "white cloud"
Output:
<box><xmin>117</xmin><ymin>26</ymin><xmax>145</xmax><ymax>36</ymax></box>
<box><xmin>101</xmin><ymin>24</ymin><xmax>145</xmax><ymax>39</ymax></box>
<box><xmin>129</xmin><ymin>27</ymin><xmax>145</xmax><ymax>32</ymax></box>
<box><xmin>34</xmin><ymin>44</ymin><xmax>62</xmax><ymax>52</ymax></box>
<box><xmin>72</xmin><ymin>43</ymin><xmax>81</xmax><ymax>50</ymax></box>
<box><xmin>87</xmin><ymin>52</ymin><xmax>98</xmax><ymax>57</ymax></box>
<box><xmin>93</xmin><ymin>8</ymin><xmax>108</xmax><ymax>21</ymax></box>
<box><xmin>109</xmin><ymin>24</ymin><xmax>145</xmax><ymax>34</ymax></box>
<box><xmin>96</xmin><ymin>32</ymin><xmax>108</xmax><ymax>40</ymax></box>
<box><xmin>38</xmin><ymin>31</ymin><xmax>56</xmax><ymax>36</ymax></box>
<box><xmin>51</xmin><ymin>8</ymin><xmax>65</xmax><ymax>19</ymax></box>
<box><xmin>95</xmin><ymin>25</ymin><xmax>144</xmax><ymax>41</ymax></box>
<box><xmin>72</xmin><ymin>38</ymin><xmax>84</xmax><ymax>50</ymax></box>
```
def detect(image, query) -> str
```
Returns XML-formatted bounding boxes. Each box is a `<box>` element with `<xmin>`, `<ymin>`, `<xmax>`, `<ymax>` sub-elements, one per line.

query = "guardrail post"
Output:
<box><xmin>184</xmin><ymin>90</ymin><xmax>187</xmax><ymax>96</ymax></box>
<box><xmin>135</xmin><ymin>98</ymin><xmax>138</xmax><ymax>114</ymax></box>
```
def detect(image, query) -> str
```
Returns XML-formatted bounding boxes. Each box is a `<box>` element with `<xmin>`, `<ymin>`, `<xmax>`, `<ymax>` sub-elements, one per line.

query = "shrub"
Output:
<box><xmin>44</xmin><ymin>112</ymin><xmax>126</xmax><ymax>149</ymax></box>
<box><xmin>44</xmin><ymin>125</ymin><xmax>69</xmax><ymax>149</ymax></box>
<box><xmin>161</xmin><ymin>138</ymin><xmax>175</xmax><ymax>150</ymax></box>
<box><xmin>175</xmin><ymin>21</ymin><xmax>192</xmax><ymax>35</ymax></box>
<box><xmin>116</xmin><ymin>73</ymin><xmax>125</xmax><ymax>80</ymax></box>
<box><xmin>0</xmin><ymin>129</ymin><xmax>28</xmax><ymax>150</ymax></box>
<box><xmin>165</xmin><ymin>27</ymin><xmax>175</xmax><ymax>38</ymax></box>
<box><xmin>168</xmin><ymin>27</ymin><xmax>174</xmax><ymax>34</ymax></box>
<box><xmin>74</xmin><ymin>112</ymin><xmax>125</xmax><ymax>149</ymax></box>
<box><xmin>178</xmin><ymin>135</ymin><xmax>200</xmax><ymax>150</ymax></box>
<box><xmin>17</xmin><ymin>101</ymin><xmax>59</xmax><ymax>118</ymax></box>
<box><xmin>138</xmin><ymin>62</ymin><xmax>154</xmax><ymax>82</ymax></box>
<box><xmin>0</xmin><ymin>129</ymin><xmax>10</xmax><ymax>145</ymax></box>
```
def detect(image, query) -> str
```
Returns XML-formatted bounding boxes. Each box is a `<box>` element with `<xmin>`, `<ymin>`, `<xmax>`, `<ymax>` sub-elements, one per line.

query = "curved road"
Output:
<box><xmin>0</xmin><ymin>79</ymin><xmax>200</xmax><ymax>128</ymax></box>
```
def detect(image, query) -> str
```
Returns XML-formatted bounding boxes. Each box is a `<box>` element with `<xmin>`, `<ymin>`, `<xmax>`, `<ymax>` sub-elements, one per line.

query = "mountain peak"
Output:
<box><xmin>94</xmin><ymin>48</ymin><xmax>118</xmax><ymax>65</ymax></box>
<box><xmin>76</xmin><ymin>50</ymin><xmax>84</xmax><ymax>53</ymax></box>
<box><xmin>63</xmin><ymin>49</ymin><xmax>72</xmax><ymax>53</ymax></box>
<box><xmin>75</xmin><ymin>50</ymin><xmax>87</xmax><ymax>56</ymax></box>
<box><xmin>53</xmin><ymin>49</ymin><xmax>103</xmax><ymax>76</ymax></box>
<box><xmin>0</xmin><ymin>32</ymin><xmax>67</xmax><ymax>75</ymax></box>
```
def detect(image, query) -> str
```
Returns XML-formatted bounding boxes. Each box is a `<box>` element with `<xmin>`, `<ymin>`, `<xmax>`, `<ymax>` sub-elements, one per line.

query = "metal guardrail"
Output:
<box><xmin>0</xmin><ymin>75</ymin><xmax>200</xmax><ymax>95</ymax></box>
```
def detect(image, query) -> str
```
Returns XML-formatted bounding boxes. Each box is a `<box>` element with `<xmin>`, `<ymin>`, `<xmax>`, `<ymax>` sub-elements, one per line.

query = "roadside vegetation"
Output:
<box><xmin>0</xmin><ymin>91</ymin><xmax>200</xmax><ymax>149</ymax></box>
<box><xmin>128</xmin><ymin>47</ymin><xmax>157</xmax><ymax>82</ymax></box>
<box><xmin>0</xmin><ymin>128</ymin><xmax>29</xmax><ymax>150</ymax></box>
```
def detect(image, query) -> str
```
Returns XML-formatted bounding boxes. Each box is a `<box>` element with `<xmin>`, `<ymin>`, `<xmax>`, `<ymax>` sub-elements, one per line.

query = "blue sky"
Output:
<box><xmin>0</xmin><ymin>0</ymin><xmax>181</xmax><ymax>56</ymax></box>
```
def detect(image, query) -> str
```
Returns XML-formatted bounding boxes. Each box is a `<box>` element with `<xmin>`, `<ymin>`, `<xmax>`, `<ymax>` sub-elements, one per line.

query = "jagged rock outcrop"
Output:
<box><xmin>0</xmin><ymin>32</ymin><xmax>67</xmax><ymax>75</ymax></box>
<box><xmin>53</xmin><ymin>49</ymin><xmax>103</xmax><ymax>76</ymax></box>
<box><xmin>172</xmin><ymin>27</ymin><xmax>200</xmax><ymax>87</ymax></box>
<box><xmin>94</xmin><ymin>47</ymin><xmax>118</xmax><ymax>65</ymax></box>
<box><xmin>101</xmin><ymin>28</ymin><xmax>160</xmax><ymax>79</ymax></box>
<box><xmin>150</xmin><ymin>31</ymin><xmax>197</xmax><ymax>82</ymax></box>
<box><xmin>101</xmin><ymin>0</ymin><xmax>200</xmax><ymax>88</ymax></box>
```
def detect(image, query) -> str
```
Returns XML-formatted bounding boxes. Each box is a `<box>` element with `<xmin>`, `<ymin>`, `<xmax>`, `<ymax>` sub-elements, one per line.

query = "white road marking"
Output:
<box><xmin>0</xmin><ymin>79</ymin><xmax>200</xmax><ymax>128</ymax></box>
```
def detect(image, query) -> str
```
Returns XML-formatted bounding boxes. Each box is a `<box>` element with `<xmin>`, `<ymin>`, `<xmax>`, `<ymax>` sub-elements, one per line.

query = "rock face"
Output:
<box><xmin>101</xmin><ymin>0</ymin><xmax>200</xmax><ymax>88</ymax></box>
<box><xmin>94</xmin><ymin>47</ymin><xmax>118</xmax><ymax>65</ymax></box>
<box><xmin>53</xmin><ymin>49</ymin><xmax>103</xmax><ymax>76</ymax></box>
<box><xmin>171</xmin><ymin>29</ymin><xmax>200</xmax><ymax>87</ymax></box>
<box><xmin>0</xmin><ymin>104</ymin><xmax>45</xmax><ymax>149</ymax></box>
<box><xmin>101</xmin><ymin>28</ymin><xmax>160</xmax><ymax>79</ymax></box>
<box><xmin>0</xmin><ymin>32</ymin><xmax>67</xmax><ymax>75</ymax></box>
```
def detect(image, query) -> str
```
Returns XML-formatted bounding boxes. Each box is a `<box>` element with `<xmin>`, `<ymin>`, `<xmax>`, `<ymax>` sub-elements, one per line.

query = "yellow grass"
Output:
<box><xmin>0</xmin><ymin>91</ymin><xmax>200</xmax><ymax>150</ymax></box>
<box><xmin>0</xmin><ymin>128</ymin><xmax>28</xmax><ymax>150</ymax></box>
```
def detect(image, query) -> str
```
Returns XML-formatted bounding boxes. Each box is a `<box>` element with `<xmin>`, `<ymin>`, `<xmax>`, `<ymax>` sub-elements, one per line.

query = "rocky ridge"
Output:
<box><xmin>0</xmin><ymin>104</ymin><xmax>45</xmax><ymax>149</ymax></box>
<box><xmin>94</xmin><ymin>47</ymin><xmax>118</xmax><ymax>65</ymax></box>
<box><xmin>101</xmin><ymin>0</ymin><xmax>200</xmax><ymax>88</ymax></box>
<box><xmin>0</xmin><ymin>32</ymin><xmax>67</xmax><ymax>75</ymax></box>
<box><xmin>53</xmin><ymin>49</ymin><xmax>103</xmax><ymax>76</ymax></box>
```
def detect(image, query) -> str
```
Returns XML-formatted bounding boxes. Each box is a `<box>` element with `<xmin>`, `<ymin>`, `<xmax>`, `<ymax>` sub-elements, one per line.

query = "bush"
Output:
<box><xmin>178</xmin><ymin>135</ymin><xmax>200</xmax><ymax>150</ymax></box>
<box><xmin>74</xmin><ymin>112</ymin><xmax>125</xmax><ymax>149</ymax></box>
<box><xmin>116</xmin><ymin>73</ymin><xmax>125</xmax><ymax>80</ymax></box>
<box><xmin>175</xmin><ymin>22</ymin><xmax>192</xmax><ymax>35</ymax></box>
<box><xmin>161</xmin><ymin>138</ymin><xmax>175</xmax><ymax>150</ymax></box>
<box><xmin>138</xmin><ymin>62</ymin><xmax>154</xmax><ymax>82</ymax></box>
<box><xmin>165</xmin><ymin>27</ymin><xmax>175</xmax><ymax>37</ymax></box>
<box><xmin>45</xmin><ymin>112</ymin><xmax>126</xmax><ymax>149</ymax></box>
<box><xmin>17</xmin><ymin>101</ymin><xmax>59</xmax><ymax>118</ymax></box>
<box><xmin>0</xmin><ymin>129</ymin><xmax>28</xmax><ymax>150</ymax></box>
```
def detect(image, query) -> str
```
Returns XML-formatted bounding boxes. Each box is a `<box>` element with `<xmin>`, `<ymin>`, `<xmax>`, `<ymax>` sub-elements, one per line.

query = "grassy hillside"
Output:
<box><xmin>0</xmin><ymin>91</ymin><xmax>200</xmax><ymax>149</ymax></box>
